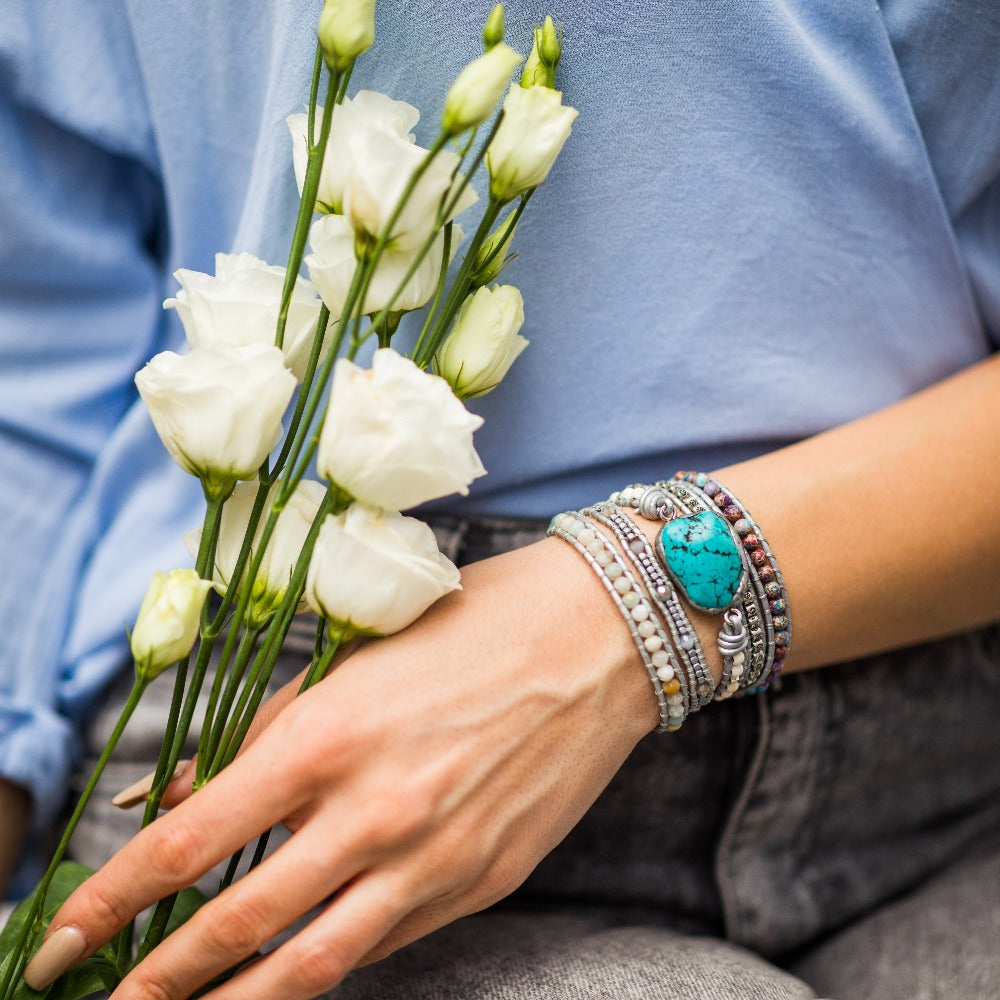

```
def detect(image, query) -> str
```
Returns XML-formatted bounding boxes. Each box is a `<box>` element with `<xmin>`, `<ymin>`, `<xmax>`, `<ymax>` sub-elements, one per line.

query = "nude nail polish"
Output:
<box><xmin>111</xmin><ymin>760</ymin><xmax>189</xmax><ymax>809</ymax></box>
<box><xmin>23</xmin><ymin>925</ymin><xmax>88</xmax><ymax>991</ymax></box>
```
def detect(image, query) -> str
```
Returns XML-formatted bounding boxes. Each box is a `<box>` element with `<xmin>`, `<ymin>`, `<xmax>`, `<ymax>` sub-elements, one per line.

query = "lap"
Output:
<box><xmin>788</xmin><ymin>842</ymin><xmax>1000</xmax><ymax>1000</ymax></box>
<box><xmin>329</xmin><ymin>911</ymin><xmax>820</xmax><ymax>1000</ymax></box>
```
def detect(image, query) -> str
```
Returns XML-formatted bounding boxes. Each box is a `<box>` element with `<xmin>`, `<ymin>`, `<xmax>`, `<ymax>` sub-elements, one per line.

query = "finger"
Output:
<box><xmin>157</xmin><ymin>758</ymin><xmax>197</xmax><ymax>809</ymax></box>
<box><xmin>206</xmin><ymin>872</ymin><xmax>411</xmax><ymax>1000</ymax></box>
<box><xmin>111</xmin><ymin>819</ymin><xmax>365</xmax><ymax>1000</ymax></box>
<box><xmin>112</xmin><ymin>759</ymin><xmax>193</xmax><ymax>810</ymax></box>
<box><xmin>28</xmin><ymin>719</ymin><xmax>311</xmax><ymax>982</ymax></box>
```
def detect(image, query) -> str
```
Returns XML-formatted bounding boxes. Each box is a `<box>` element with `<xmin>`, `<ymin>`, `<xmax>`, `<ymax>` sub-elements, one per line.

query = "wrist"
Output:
<box><xmin>539</xmin><ymin>535</ymin><xmax>662</xmax><ymax>740</ymax></box>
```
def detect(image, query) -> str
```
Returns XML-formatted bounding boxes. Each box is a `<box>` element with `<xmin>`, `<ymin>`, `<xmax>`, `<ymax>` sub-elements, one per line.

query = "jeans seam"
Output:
<box><xmin>715</xmin><ymin>692</ymin><xmax>772</xmax><ymax>944</ymax></box>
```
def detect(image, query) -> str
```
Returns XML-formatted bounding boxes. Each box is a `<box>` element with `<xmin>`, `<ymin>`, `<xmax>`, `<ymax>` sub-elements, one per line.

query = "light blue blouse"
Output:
<box><xmin>1</xmin><ymin>0</ymin><xmax>998</xmax><ymax>862</ymax></box>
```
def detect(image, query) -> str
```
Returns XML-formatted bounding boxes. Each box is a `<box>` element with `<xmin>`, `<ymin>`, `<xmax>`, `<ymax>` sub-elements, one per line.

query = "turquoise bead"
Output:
<box><xmin>657</xmin><ymin>511</ymin><xmax>746</xmax><ymax>612</ymax></box>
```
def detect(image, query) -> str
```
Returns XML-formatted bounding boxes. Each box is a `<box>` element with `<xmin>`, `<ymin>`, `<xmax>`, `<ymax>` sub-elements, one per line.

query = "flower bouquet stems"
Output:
<box><xmin>0</xmin><ymin>4</ymin><xmax>577</xmax><ymax>996</ymax></box>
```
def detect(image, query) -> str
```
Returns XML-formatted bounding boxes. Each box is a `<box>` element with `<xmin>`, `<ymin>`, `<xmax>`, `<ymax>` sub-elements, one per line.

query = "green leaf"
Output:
<box><xmin>45</xmin><ymin>951</ymin><xmax>120</xmax><ymax>1000</ymax></box>
<box><xmin>0</xmin><ymin>862</ymin><xmax>118</xmax><ymax>1000</ymax></box>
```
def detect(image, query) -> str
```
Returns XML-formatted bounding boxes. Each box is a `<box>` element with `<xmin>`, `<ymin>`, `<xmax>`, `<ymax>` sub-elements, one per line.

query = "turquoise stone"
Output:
<box><xmin>656</xmin><ymin>511</ymin><xmax>746</xmax><ymax>612</ymax></box>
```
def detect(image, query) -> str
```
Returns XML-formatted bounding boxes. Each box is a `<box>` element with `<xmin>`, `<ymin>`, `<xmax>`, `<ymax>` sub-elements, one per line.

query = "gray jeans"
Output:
<box><xmin>76</xmin><ymin>517</ymin><xmax>1000</xmax><ymax>999</ymax></box>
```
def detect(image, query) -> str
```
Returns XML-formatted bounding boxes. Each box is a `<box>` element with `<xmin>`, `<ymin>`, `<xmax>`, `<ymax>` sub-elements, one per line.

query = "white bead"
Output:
<box><xmin>637</xmin><ymin>619</ymin><xmax>656</xmax><ymax>638</ymax></box>
<box><xmin>644</xmin><ymin>635</ymin><xmax>663</xmax><ymax>652</ymax></box>
<box><xmin>605</xmin><ymin>562</ymin><xmax>623</xmax><ymax>580</ymax></box>
<box><xmin>680</xmin><ymin>634</ymin><xmax>695</xmax><ymax>650</ymax></box>
<box><xmin>629</xmin><ymin>538</ymin><xmax>645</xmax><ymax>553</ymax></box>
<box><xmin>594</xmin><ymin>548</ymin><xmax>613</xmax><ymax>567</ymax></box>
<box><xmin>622</xmin><ymin>590</ymin><xmax>640</xmax><ymax>609</ymax></box>
<box><xmin>577</xmin><ymin>528</ymin><xmax>595</xmax><ymax>546</ymax></box>
<box><xmin>656</xmin><ymin>664</ymin><xmax>675</xmax><ymax>682</ymax></box>
<box><xmin>586</xmin><ymin>537</ymin><xmax>604</xmax><ymax>555</ymax></box>
<box><xmin>651</xmin><ymin>650</ymin><xmax>670</xmax><ymax>668</ymax></box>
<box><xmin>614</xmin><ymin>576</ymin><xmax>631</xmax><ymax>595</ymax></box>
<box><xmin>631</xmin><ymin>604</ymin><xmax>650</xmax><ymax>622</ymax></box>
<box><xmin>733</xmin><ymin>652</ymin><xmax>745</xmax><ymax>666</ymax></box>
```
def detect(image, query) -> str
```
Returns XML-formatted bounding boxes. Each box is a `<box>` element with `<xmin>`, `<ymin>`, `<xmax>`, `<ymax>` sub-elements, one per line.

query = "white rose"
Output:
<box><xmin>186</xmin><ymin>479</ymin><xmax>326</xmax><ymax>625</ymax></box>
<box><xmin>305</xmin><ymin>504</ymin><xmax>461</xmax><ymax>635</ymax></box>
<box><xmin>343</xmin><ymin>130</ymin><xmax>478</xmax><ymax>250</ymax></box>
<box><xmin>486</xmin><ymin>85</ymin><xmax>578</xmax><ymax>203</ymax></box>
<box><xmin>433</xmin><ymin>285</ymin><xmax>528</xmax><ymax>399</ymax></box>
<box><xmin>318</xmin><ymin>0</ymin><xmax>375</xmax><ymax>72</ymax></box>
<box><xmin>306</xmin><ymin>214</ymin><xmax>460</xmax><ymax>317</ymax></box>
<box><xmin>318</xmin><ymin>348</ymin><xmax>486</xmax><ymax>510</ymax></box>
<box><xmin>135</xmin><ymin>345</ymin><xmax>297</xmax><ymax>491</ymax></box>
<box><xmin>131</xmin><ymin>570</ymin><xmax>214</xmax><ymax>680</ymax></box>
<box><xmin>164</xmin><ymin>252</ymin><xmax>325</xmax><ymax>381</ymax></box>
<box><xmin>287</xmin><ymin>91</ymin><xmax>420</xmax><ymax>214</ymax></box>
<box><xmin>441</xmin><ymin>43</ymin><xmax>523</xmax><ymax>136</ymax></box>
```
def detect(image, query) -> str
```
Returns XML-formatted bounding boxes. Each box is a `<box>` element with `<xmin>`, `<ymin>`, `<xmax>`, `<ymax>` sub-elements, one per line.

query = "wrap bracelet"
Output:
<box><xmin>660</xmin><ymin>480</ymin><xmax>769</xmax><ymax>693</ymax></box>
<box><xmin>672</xmin><ymin>472</ymin><xmax>791</xmax><ymax>687</ymax></box>
<box><xmin>582</xmin><ymin>502</ymin><xmax>715</xmax><ymax>710</ymax></box>
<box><xmin>548</xmin><ymin>512</ymin><xmax>686</xmax><ymax>732</ymax></box>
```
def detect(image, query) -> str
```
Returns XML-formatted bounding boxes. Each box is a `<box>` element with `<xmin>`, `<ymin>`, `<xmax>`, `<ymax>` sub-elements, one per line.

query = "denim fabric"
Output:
<box><xmin>75</xmin><ymin>517</ymin><xmax>1000</xmax><ymax>999</ymax></box>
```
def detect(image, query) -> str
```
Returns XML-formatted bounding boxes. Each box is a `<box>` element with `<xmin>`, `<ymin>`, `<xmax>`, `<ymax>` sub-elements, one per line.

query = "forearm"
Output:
<box><xmin>710</xmin><ymin>351</ymin><xmax>1000</xmax><ymax>673</ymax></box>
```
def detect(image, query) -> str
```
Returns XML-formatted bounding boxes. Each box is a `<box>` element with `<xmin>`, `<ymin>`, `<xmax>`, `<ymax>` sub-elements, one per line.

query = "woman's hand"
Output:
<box><xmin>25</xmin><ymin>537</ymin><xmax>658</xmax><ymax>999</ymax></box>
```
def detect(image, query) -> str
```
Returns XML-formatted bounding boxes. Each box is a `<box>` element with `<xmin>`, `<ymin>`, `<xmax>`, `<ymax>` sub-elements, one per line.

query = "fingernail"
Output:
<box><xmin>23</xmin><ymin>925</ymin><xmax>88</xmax><ymax>990</ymax></box>
<box><xmin>112</xmin><ymin>760</ymin><xmax>189</xmax><ymax>809</ymax></box>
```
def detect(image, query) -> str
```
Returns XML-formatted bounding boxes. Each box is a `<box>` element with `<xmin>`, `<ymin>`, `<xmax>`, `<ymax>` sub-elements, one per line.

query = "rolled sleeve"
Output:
<box><xmin>0</xmin><ymin>704</ymin><xmax>75</xmax><ymax>831</ymax></box>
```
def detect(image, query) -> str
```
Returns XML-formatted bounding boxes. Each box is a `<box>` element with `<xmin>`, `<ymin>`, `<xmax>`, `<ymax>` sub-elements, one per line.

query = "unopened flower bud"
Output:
<box><xmin>482</xmin><ymin>4</ymin><xmax>506</xmax><ymax>50</ymax></box>
<box><xmin>441</xmin><ymin>43</ymin><xmax>523</xmax><ymax>137</ymax></box>
<box><xmin>433</xmin><ymin>285</ymin><xmax>527</xmax><ymax>399</ymax></box>
<box><xmin>520</xmin><ymin>16</ymin><xmax>561</xmax><ymax>89</ymax></box>
<box><xmin>539</xmin><ymin>16</ymin><xmax>562</xmax><ymax>69</ymax></box>
<box><xmin>470</xmin><ymin>211</ymin><xmax>518</xmax><ymax>286</ymax></box>
<box><xmin>487</xmin><ymin>84</ymin><xmax>578</xmax><ymax>203</ymax></box>
<box><xmin>318</xmin><ymin>0</ymin><xmax>376</xmax><ymax>73</ymax></box>
<box><xmin>131</xmin><ymin>570</ymin><xmax>214</xmax><ymax>681</ymax></box>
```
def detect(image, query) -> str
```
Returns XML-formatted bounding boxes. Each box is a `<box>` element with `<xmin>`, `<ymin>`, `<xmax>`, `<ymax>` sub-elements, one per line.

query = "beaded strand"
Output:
<box><xmin>583</xmin><ymin>502</ymin><xmax>715</xmax><ymax>711</ymax></box>
<box><xmin>548</xmin><ymin>512</ymin><xmax>687</xmax><ymax>732</ymax></box>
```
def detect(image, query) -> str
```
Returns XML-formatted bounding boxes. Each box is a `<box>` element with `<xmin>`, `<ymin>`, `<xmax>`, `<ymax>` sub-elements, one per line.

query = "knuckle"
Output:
<box><xmin>83</xmin><ymin>878</ymin><xmax>133</xmax><ymax>933</ymax></box>
<box><xmin>287</xmin><ymin>939</ymin><xmax>350</xmax><ymax>993</ymax></box>
<box><xmin>277</xmin><ymin>701</ymin><xmax>351</xmax><ymax>780</ymax></box>
<box><xmin>199</xmin><ymin>894</ymin><xmax>270</xmax><ymax>957</ymax></box>
<box><xmin>145</xmin><ymin>820</ymin><xmax>204</xmax><ymax>884</ymax></box>
<box><xmin>126</xmin><ymin>968</ymin><xmax>177</xmax><ymax>1000</ymax></box>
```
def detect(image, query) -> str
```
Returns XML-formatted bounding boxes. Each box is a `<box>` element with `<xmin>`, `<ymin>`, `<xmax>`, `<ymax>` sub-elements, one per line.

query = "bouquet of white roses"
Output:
<box><xmin>0</xmin><ymin>2</ymin><xmax>576</xmax><ymax>997</ymax></box>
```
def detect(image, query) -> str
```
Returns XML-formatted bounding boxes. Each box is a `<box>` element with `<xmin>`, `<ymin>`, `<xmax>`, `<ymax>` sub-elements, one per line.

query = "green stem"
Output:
<box><xmin>265</xmin><ymin>304</ymin><xmax>331</xmax><ymax>484</ymax></box>
<box><xmin>136</xmin><ymin>893</ymin><xmax>176</xmax><ymax>964</ymax></box>
<box><xmin>138</xmin><ymin>492</ymin><xmax>225</xmax><ymax>823</ymax></box>
<box><xmin>218</xmin><ymin>849</ymin><xmax>245</xmax><ymax>895</ymax></box>
<box><xmin>275</xmin><ymin>71</ymin><xmax>339</xmax><ymax>350</ymax></box>
<box><xmin>1</xmin><ymin>680</ymin><xmax>149</xmax><ymax>1000</ymax></box>
<box><xmin>411</xmin><ymin>223</ymin><xmax>455</xmax><ymax>361</ymax></box>
<box><xmin>299</xmin><ymin>632</ymin><xmax>345</xmax><ymax>693</ymax></box>
<box><xmin>199</xmin><ymin>626</ymin><xmax>264</xmax><ymax>783</ymax></box>
<box><xmin>306</xmin><ymin>44</ymin><xmax>323</xmax><ymax>149</ymax></box>
<box><xmin>207</xmin><ymin>491</ymin><xmax>346</xmax><ymax>778</ymax></box>
<box><xmin>414</xmin><ymin>196</ymin><xmax>503</xmax><ymax>368</ymax></box>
